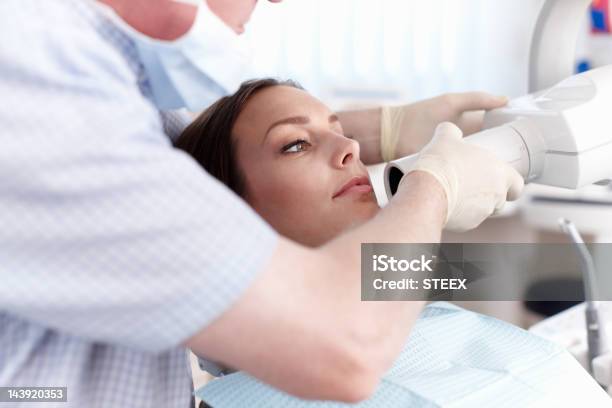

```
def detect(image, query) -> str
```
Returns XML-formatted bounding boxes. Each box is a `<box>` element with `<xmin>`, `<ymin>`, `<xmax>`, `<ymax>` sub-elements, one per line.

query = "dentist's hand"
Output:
<box><xmin>405</xmin><ymin>122</ymin><xmax>524</xmax><ymax>232</ymax></box>
<box><xmin>381</xmin><ymin>93</ymin><xmax>508</xmax><ymax>161</ymax></box>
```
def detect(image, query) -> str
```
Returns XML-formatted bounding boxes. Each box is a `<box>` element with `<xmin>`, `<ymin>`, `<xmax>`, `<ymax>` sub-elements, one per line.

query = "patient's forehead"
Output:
<box><xmin>233</xmin><ymin>85</ymin><xmax>331</xmax><ymax>145</ymax></box>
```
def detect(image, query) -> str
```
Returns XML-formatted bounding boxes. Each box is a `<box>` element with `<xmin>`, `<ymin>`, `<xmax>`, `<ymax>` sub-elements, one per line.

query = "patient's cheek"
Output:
<box><xmin>250</xmin><ymin>175</ymin><xmax>322</xmax><ymax>219</ymax></box>
<box><xmin>248</xmin><ymin>174</ymin><xmax>306</xmax><ymax>212</ymax></box>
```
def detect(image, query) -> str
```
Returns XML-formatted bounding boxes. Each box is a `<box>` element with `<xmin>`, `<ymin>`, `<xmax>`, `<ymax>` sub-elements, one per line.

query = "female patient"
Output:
<box><xmin>174</xmin><ymin>80</ymin><xmax>598</xmax><ymax>407</ymax></box>
<box><xmin>174</xmin><ymin>78</ymin><xmax>380</xmax><ymax>247</ymax></box>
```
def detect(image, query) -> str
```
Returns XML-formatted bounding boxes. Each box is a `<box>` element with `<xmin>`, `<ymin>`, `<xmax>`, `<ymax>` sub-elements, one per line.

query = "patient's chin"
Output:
<box><xmin>350</xmin><ymin>195</ymin><xmax>380</xmax><ymax>219</ymax></box>
<box><xmin>359</xmin><ymin>191</ymin><xmax>379</xmax><ymax>205</ymax></box>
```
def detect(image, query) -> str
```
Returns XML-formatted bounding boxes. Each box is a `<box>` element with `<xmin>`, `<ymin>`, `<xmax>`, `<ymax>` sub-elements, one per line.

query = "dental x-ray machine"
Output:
<box><xmin>385</xmin><ymin>0</ymin><xmax>612</xmax><ymax>198</ymax></box>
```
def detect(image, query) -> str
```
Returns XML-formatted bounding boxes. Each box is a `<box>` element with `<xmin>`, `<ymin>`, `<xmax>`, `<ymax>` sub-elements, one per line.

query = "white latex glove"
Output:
<box><xmin>406</xmin><ymin>122</ymin><xmax>524</xmax><ymax>232</ymax></box>
<box><xmin>381</xmin><ymin>93</ymin><xmax>508</xmax><ymax>161</ymax></box>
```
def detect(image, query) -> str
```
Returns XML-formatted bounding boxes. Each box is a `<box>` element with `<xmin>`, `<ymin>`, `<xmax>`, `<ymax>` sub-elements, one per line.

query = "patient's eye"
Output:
<box><xmin>281</xmin><ymin>139</ymin><xmax>311</xmax><ymax>154</ymax></box>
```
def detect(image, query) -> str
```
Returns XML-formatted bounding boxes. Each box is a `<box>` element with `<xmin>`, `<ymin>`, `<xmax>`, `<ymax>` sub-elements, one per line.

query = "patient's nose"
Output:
<box><xmin>331</xmin><ymin>135</ymin><xmax>360</xmax><ymax>169</ymax></box>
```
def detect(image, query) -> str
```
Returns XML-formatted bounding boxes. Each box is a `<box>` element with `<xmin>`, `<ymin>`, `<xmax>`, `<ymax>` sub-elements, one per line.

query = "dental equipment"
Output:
<box><xmin>384</xmin><ymin>0</ymin><xmax>612</xmax><ymax>198</ymax></box>
<box><xmin>559</xmin><ymin>218</ymin><xmax>608</xmax><ymax>375</ymax></box>
<box><xmin>384</xmin><ymin>64</ymin><xmax>612</xmax><ymax>198</ymax></box>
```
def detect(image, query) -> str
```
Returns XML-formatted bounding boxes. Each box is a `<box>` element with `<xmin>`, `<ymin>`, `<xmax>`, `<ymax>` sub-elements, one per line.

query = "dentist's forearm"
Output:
<box><xmin>336</xmin><ymin>108</ymin><xmax>382</xmax><ymax>165</ymax></box>
<box><xmin>301</xmin><ymin>171</ymin><xmax>446</xmax><ymax>393</ymax></box>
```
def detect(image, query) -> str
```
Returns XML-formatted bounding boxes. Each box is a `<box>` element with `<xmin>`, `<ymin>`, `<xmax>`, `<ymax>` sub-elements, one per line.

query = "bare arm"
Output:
<box><xmin>186</xmin><ymin>171</ymin><xmax>446</xmax><ymax>402</ymax></box>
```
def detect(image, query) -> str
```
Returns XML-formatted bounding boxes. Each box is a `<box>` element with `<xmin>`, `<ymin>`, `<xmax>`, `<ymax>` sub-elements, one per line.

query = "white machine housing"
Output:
<box><xmin>384</xmin><ymin>65</ymin><xmax>612</xmax><ymax>198</ymax></box>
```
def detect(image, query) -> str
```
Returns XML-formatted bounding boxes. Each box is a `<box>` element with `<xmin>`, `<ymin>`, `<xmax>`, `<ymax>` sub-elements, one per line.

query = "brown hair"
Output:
<box><xmin>174</xmin><ymin>78</ymin><xmax>303</xmax><ymax>197</ymax></box>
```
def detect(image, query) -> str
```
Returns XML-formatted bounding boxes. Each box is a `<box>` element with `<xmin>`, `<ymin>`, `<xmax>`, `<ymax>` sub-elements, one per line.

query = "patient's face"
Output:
<box><xmin>233</xmin><ymin>86</ymin><xmax>379</xmax><ymax>246</ymax></box>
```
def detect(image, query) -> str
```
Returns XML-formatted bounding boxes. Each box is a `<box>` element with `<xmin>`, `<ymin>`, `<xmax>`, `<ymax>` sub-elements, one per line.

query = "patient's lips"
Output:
<box><xmin>333</xmin><ymin>176</ymin><xmax>373</xmax><ymax>199</ymax></box>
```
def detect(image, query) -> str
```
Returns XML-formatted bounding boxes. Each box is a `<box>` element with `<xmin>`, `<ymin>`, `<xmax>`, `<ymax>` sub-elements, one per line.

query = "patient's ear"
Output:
<box><xmin>98</xmin><ymin>0</ymin><xmax>197</xmax><ymax>40</ymax></box>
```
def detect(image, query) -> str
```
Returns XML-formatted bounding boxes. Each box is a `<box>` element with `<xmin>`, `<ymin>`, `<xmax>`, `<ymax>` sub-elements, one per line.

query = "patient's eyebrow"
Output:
<box><xmin>264</xmin><ymin>114</ymin><xmax>340</xmax><ymax>143</ymax></box>
<box><xmin>265</xmin><ymin>116</ymin><xmax>310</xmax><ymax>140</ymax></box>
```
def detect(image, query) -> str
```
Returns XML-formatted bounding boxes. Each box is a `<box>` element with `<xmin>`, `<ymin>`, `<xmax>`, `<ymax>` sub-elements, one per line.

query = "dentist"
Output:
<box><xmin>0</xmin><ymin>1</ymin><xmax>523</xmax><ymax>407</ymax></box>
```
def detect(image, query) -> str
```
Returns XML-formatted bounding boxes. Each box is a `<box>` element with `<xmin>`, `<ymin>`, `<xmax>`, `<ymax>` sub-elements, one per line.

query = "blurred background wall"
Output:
<box><xmin>243</xmin><ymin>0</ymin><xmax>547</xmax><ymax>109</ymax></box>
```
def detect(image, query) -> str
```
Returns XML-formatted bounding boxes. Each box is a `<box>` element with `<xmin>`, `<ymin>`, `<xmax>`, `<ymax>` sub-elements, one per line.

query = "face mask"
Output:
<box><xmin>96</xmin><ymin>0</ymin><xmax>253</xmax><ymax>111</ymax></box>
